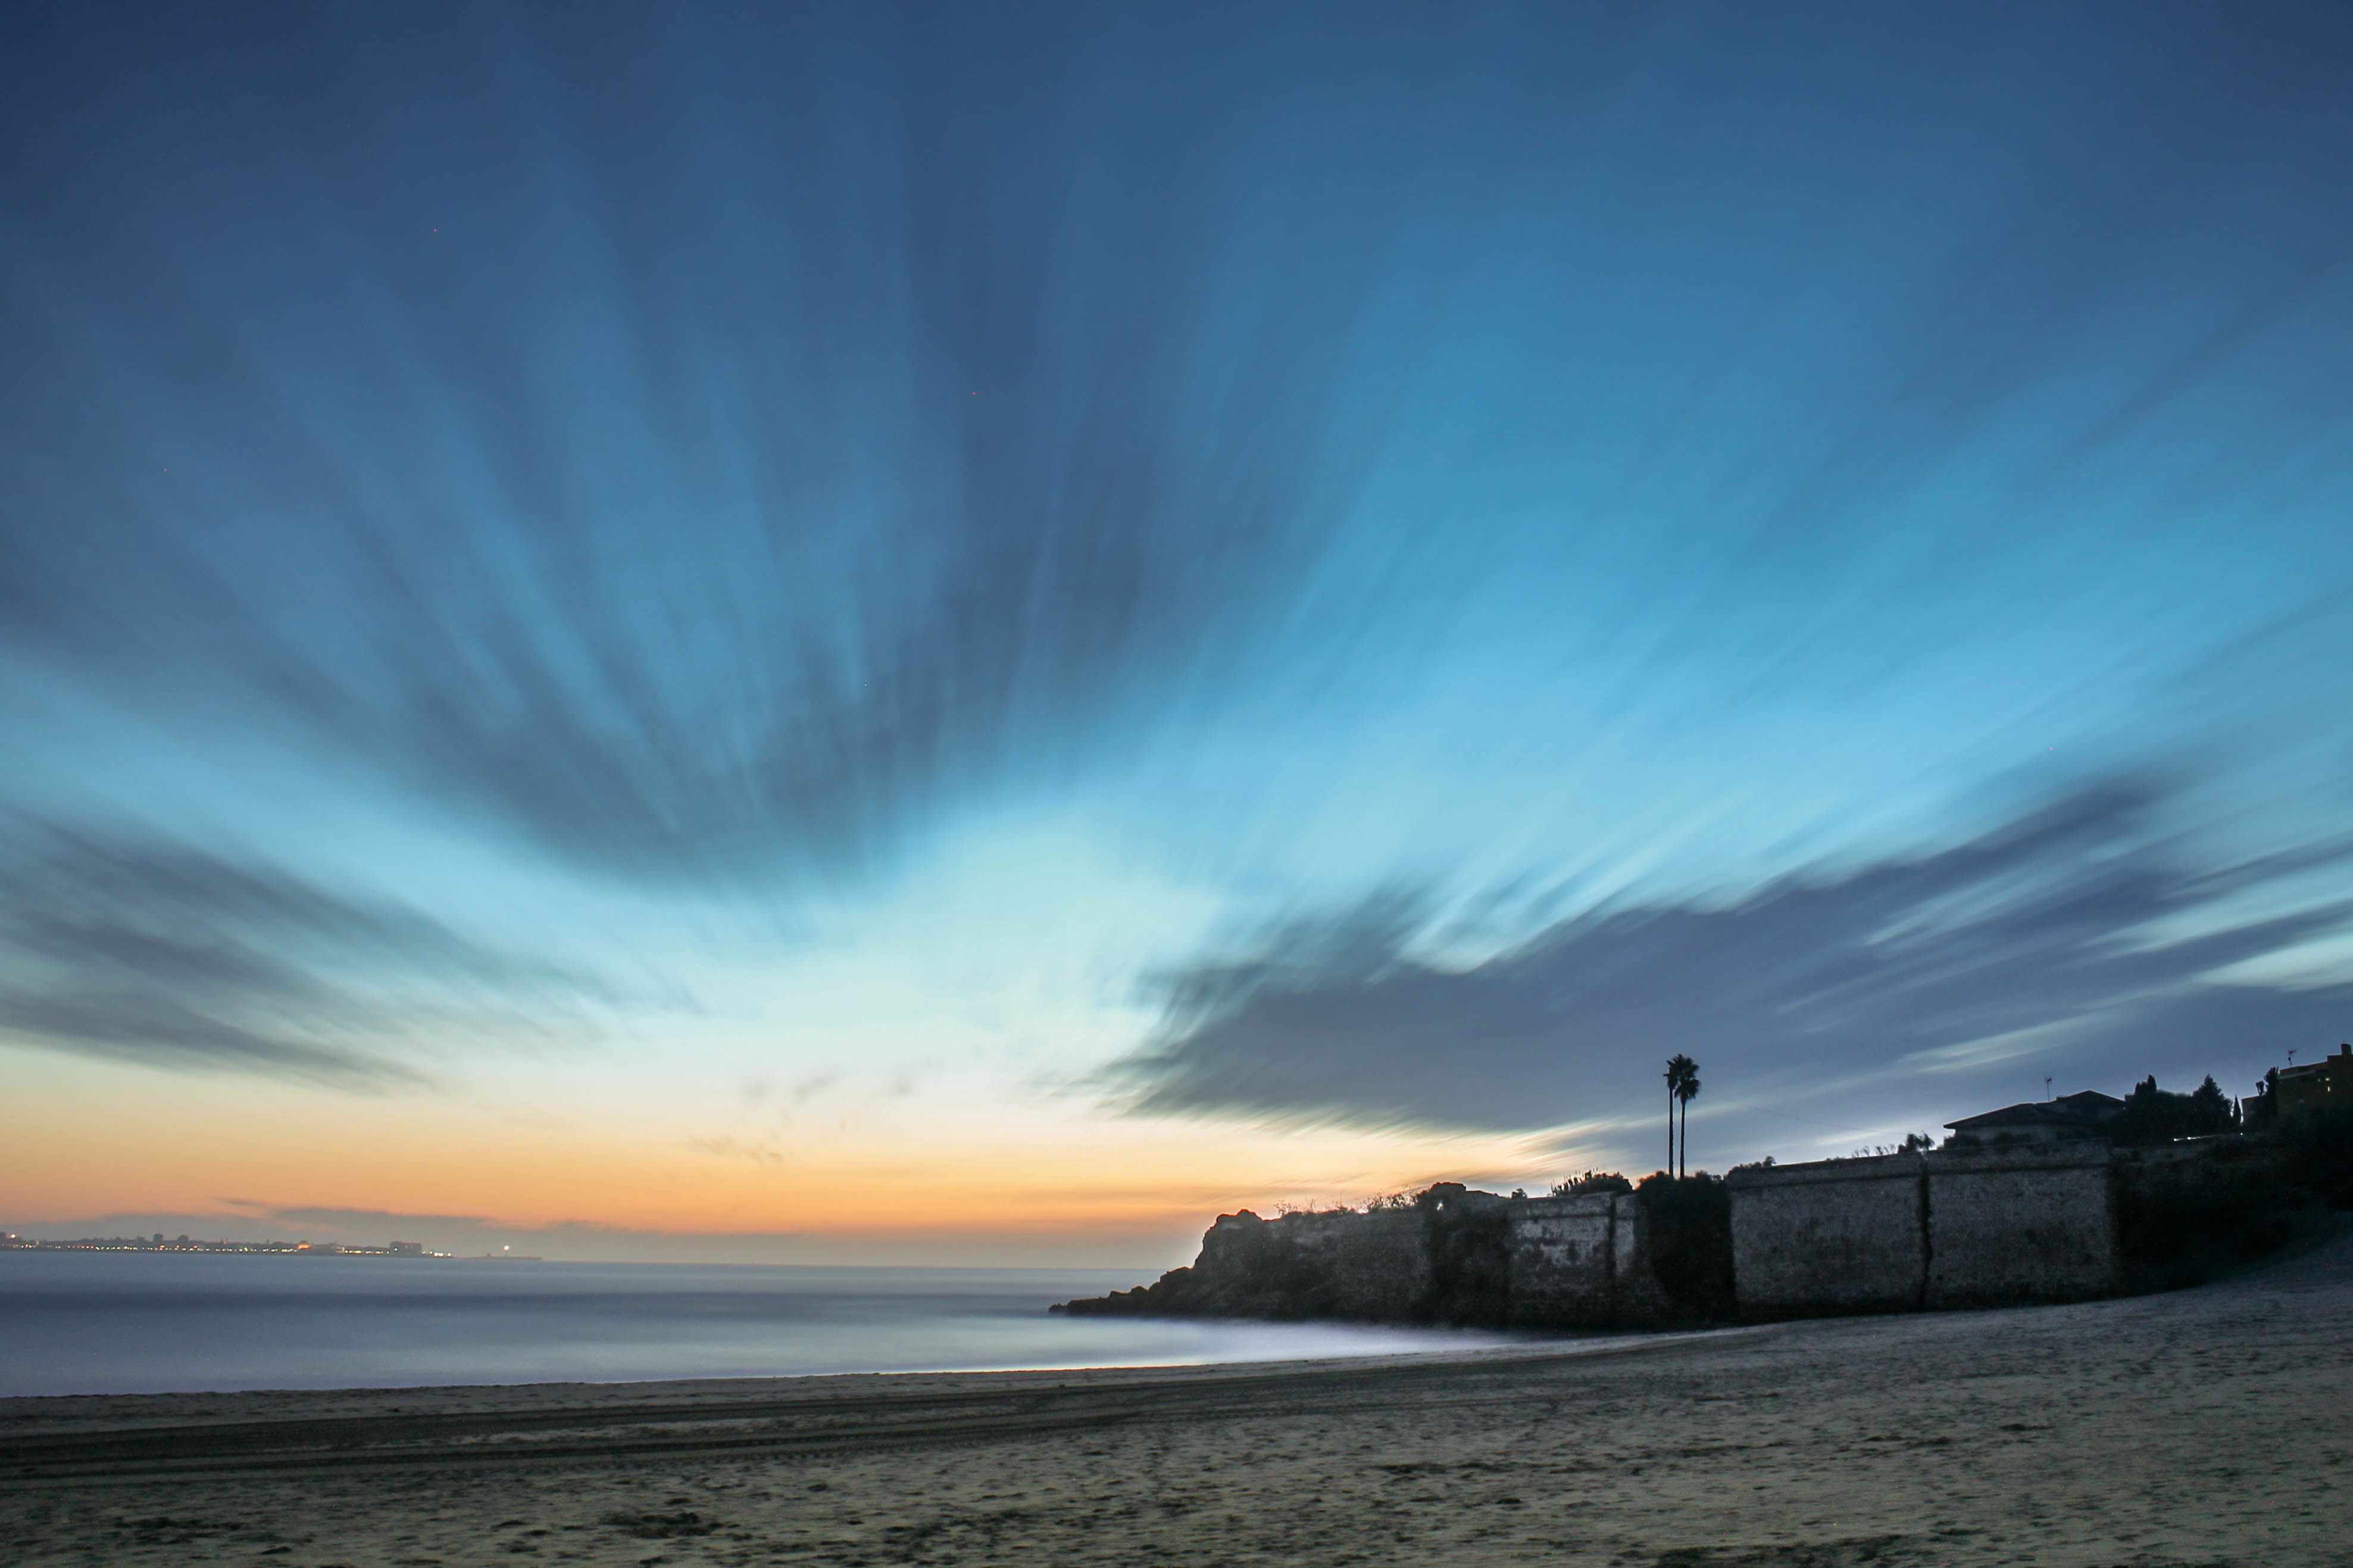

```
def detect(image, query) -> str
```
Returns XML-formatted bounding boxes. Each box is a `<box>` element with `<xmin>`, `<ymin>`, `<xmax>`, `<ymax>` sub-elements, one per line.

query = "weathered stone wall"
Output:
<box><xmin>1728</xmin><ymin>1154</ymin><xmax>1926</xmax><ymax>1317</ymax></box>
<box><xmin>1504</xmin><ymin>1194</ymin><xmax>1618</xmax><ymax>1326</ymax></box>
<box><xmin>1926</xmin><ymin>1145</ymin><xmax>2116</xmax><ymax>1307</ymax></box>
<box><xmin>1727</xmin><ymin>1146</ymin><xmax>2119</xmax><ymax>1320</ymax></box>
<box><xmin>1310</xmin><ymin>1209</ymin><xmax>1436</xmax><ymax>1320</ymax></box>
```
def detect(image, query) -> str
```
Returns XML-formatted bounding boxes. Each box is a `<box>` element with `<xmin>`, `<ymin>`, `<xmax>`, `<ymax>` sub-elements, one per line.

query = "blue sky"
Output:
<box><xmin>2</xmin><ymin>4</ymin><xmax>2349</xmax><ymax>1259</ymax></box>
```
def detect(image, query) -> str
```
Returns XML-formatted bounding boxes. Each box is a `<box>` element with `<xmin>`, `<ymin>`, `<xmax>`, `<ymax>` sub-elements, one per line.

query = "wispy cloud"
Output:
<box><xmin>1111</xmin><ymin>785</ymin><xmax>2353</xmax><ymax>1139</ymax></box>
<box><xmin>0</xmin><ymin>11</ymin><xmax>1415</xmax><ymax>892</ymax></box>
<box><xmin>0</xmin><ymin>822</ymin><xmax>619</xmax><ymax>1089</ymax></box>
<box><xmin>2</xmin><ymin>3</ymin><xmax>2351</xmax><ymax>1219</ymax></box>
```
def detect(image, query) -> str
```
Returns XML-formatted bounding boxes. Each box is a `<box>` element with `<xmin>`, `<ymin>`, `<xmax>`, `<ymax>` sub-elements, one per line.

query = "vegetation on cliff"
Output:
<box><xmin>1055</xmin><ymin>1173</ymin><xmax>1736</xmax><ymax>1331</ymax></box>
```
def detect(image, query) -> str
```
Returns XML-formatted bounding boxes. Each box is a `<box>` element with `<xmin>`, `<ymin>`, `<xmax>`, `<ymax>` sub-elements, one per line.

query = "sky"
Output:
<box><xmin>2</xmin><ymin>3</ymin><xmax>2350</xmax><ymax>1266</ymax></box>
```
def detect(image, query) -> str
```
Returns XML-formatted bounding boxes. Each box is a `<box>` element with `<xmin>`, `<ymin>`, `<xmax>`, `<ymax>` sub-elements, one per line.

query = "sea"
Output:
<box><xmin>0</xmin><ymin>1251</ymin><xmax>1518</xmax><ymax>1398</ymax></box>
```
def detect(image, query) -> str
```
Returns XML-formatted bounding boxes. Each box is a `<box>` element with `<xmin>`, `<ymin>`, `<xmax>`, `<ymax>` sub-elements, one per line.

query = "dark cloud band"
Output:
<box><xmin>0</xmin><ymin>824</ymin><xmax>617</xmax><ymax>1089</ymax></box>
<box><xmin>1113</xmin><ymin>785</ymin><xmax>2353</xmax><ymax>1137</ymax></box>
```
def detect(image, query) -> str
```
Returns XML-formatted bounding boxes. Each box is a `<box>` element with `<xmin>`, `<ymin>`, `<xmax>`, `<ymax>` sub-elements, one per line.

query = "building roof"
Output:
<box><xmin>2279</xmin><ymin>1044</ymin><xmax>2352</xmax><ymax>1084</ymax></box>
<box><xmin>1945</xmin><ymin>1090</ymin><xmax>2124</xmax><ymax>1133</ymax></box>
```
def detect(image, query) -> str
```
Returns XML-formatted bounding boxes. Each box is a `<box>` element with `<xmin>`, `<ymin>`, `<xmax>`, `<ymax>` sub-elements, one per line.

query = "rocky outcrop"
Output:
<box><xmin>1057</xmin><ymin>1205</ymin><xmax>1433</xmax><ymax>1323</ymax></box>
<box><xmin>1055</xmin><ymin>1179</ymin><xmax>1732</xmax><ymax>1331</ymax></box>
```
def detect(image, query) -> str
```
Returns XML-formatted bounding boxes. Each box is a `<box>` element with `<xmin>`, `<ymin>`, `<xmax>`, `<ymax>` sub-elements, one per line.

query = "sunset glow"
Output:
<box><xmin>4</xmin><ymin>5</ymin><xmax>2348</xmax><ymax>1266</ymax></box>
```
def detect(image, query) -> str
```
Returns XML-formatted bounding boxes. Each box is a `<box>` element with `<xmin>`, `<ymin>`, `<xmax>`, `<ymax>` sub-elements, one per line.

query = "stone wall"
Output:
<box><xmin>1727</xmin><ymin>1145</ymin><xmax>2119</xmax><ymax>1319</ymax></box>
<box><xmin>1502</xmin><ymin>1193</ymin><xmax>1620</xmax><ymax>1326</ymax></box>
<box><xmin>1727</xmin><ymin>1153</ymin><xmax>1926</xmax><ymax>1317</ymax></box>
<box><xmin>1490</xmin><ymin>1187</ymin><xmax>1716</xmax><ymax>1328</ymax></box>
<box><xmin>1926</xmin><ymin>1144</ymin><xmax>2115</xmax><ymax>1307</ymax></box>
<box><xmin>1063</xmin><ymin>1148</ymin><xmax>2121</xmax><ymax>1332</ymax></box>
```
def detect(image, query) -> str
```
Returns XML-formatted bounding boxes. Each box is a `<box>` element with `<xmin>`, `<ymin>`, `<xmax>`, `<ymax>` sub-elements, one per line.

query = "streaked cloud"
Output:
<box><xmin>1114</xmin><ymin>785</ymin><xmax>2353</xmax><ymax>1141</ymax></box>
<box><xmin>0</xmin><ymin>823</ymin><xmax>618</xmax><ymax>1088</ymax></box>
<box><xmin>1</xmin><ymin>5</ymin><xmax>2349</xmax><ymax>1242</ymax></box>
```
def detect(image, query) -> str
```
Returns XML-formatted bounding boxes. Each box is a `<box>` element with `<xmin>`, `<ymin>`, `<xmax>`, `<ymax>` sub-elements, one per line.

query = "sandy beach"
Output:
<box><xmin>4</xmin><ymin>1229</ymin><xmax>2347</xmax><ymax>1568</ymax></box>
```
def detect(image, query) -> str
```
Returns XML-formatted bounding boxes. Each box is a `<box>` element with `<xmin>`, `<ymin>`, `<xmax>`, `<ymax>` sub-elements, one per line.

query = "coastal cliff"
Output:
<box><xmin>1055</xmin><ymin>1179</ymin><xmax>1733</xmax><ymax>1331</ymax></box>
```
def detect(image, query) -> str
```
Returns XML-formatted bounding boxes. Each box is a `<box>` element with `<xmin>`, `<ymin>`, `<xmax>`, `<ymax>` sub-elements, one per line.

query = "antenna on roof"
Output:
<box><xmin>2045</xmin><ymin>1076</ymin><xmax>2052</xmax><ymax>1100</ymax></box>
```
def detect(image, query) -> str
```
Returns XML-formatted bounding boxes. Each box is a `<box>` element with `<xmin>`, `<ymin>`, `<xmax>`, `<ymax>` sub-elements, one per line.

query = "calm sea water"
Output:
<box><xmin>0</xmin><ymin>1252</ymin><xmax>1519</xmax><ymax>1397</ymax></box>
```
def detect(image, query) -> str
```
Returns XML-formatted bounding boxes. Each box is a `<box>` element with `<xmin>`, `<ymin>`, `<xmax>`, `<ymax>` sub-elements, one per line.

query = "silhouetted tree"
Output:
<box><xmin>1634</xmin><ymin>1170</ymin><xmax>1734</xmax><ymax>1319</ymax></box>
<box><xmin>2189</xmin><ymin>1074</ymin><xmax>2236</xmax><ymax>1134</ymax></box>
<box><xmin>2117</xmin><ymin>1073</ymin><xmax>2239</xmax><ymax>1145</ymax></box>
<box><xmin>1676</xmin><ymin>1059</ymin><xmax>1702</xmax><ymax>1179</ymax></box>
<box><xmin>1664</xmin><ymin>1054</ymin><xmax>1696</xmax><ymax>1176</ymax></box>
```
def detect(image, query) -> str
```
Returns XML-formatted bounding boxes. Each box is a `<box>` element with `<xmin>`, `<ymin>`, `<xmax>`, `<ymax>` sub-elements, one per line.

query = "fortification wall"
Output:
<box><xmin>1504</xmin><ymin>1193</ymin><xmax>1618</xmax><ymax>1326</ymax></box>
<box><xmin>1304</xmin><ymin>1209</ymin><xmax>1437</xmax><ymax>1320</ymax></box>
<box><xmin>1065</xmin><ymin>1146</ymin><xmax>2120</xmax><ymax>1331</ymax></box>
<box><xmin>1727</xmin><ymin>1146</ymin><xmax>2118</xmax><ymax>1319</ymax></box>
<box><xmin>1497</xmin><ymin>1188</ymin><xmax>1711</xmax><ymax>1328</ymax></box>
<box><xmin>1926</xmin><ymin>1145</ymin><xmax>2117</xmax><ymax>1307</ymax></box>
<box><xmin>1727</xmin><ymin>1154</ymin><xmax>1925</xmax><ymax>1317</ymax></box>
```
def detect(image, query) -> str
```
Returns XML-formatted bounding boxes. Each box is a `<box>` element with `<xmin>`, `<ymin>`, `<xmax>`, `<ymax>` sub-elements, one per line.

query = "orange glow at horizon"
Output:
<box><xmin>2</xmin><ymin>1046</ymin><xmax>1583</xmax><ymax>1263</ymax></box>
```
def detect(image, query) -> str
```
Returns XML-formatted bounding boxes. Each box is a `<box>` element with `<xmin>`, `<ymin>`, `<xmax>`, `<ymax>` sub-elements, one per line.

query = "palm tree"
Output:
<box><xmin>1664</xmin><ymin>1054</ymin><xmax>1696</xmax><ymax>1178</ymax></box>
<box><xmin>1676</xmin><ymin>1060</ymin><xmax>1702</xmax><ymax>1179</ymax></box>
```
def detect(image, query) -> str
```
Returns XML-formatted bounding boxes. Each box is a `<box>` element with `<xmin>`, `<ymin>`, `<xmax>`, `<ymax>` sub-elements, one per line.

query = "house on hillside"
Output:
<box><xmin>2277</xmin><ymin>1044</ymin><xmax>2351</xmax><ymax>1122</ymax></box>
<box><xmin>1944</xmin><ymin>1089</ymin><xmax>2124</xmax><ymax>1147</ymax></box>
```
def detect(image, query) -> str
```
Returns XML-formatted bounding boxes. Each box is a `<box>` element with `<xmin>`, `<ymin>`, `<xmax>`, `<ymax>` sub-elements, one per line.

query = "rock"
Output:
<box><xmin>1053</xmin><ymin>1180</ymin><xmax>1730</xmax><ymax>1331</ymax></box>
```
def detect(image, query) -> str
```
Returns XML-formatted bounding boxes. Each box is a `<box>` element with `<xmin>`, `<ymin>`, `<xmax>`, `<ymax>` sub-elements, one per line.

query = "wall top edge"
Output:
<box><xmin>1727</xmin><ymin>1145</ymin><xmax>2111</xmax><ymax>1188</ymax></box>
<box><xmin>1927</xmin><ymin>1144</ymin><xmax>2111</xmax><ymax>1173</ymax></box>
<box><xmin>1726</xmin><ymin>1153</ymin><xmax>1922</xmax><ymax>1188</ymax></box>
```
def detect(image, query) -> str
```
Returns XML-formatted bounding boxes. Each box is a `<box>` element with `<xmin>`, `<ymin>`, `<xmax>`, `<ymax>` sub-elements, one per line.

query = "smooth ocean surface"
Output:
<box><xmin>0</xmin><ymin>1251</ymin><xmax>1518</xmax><ymax>1396</ymax></box>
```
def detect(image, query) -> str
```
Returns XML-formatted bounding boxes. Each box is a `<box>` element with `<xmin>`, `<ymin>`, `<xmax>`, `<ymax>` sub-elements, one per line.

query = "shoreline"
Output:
<box><xmin>6</xmin><ymin>1232</ymin><xmax>2348</xmax><ymax>1564</ymax></box>
<box><xmin>0</xmin><ymin>1329</ymin><xmax>1730</xmax><ymax>1472</ymax></box>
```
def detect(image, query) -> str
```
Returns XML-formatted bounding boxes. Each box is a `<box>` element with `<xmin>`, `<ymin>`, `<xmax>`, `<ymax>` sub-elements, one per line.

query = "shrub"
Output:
<box><xmin>2282</xmin><ymin>1104</ymin><xmax>2353</xmax><ymax>1208</ymax></box>
<box><xmin>2113</xmin><ymin>1075</ymin><xmax>2239</xmax><ymax>1146</ymax></box>
<box><xmin>1636</xmin><ymin>1173</ymin><xmax>1734</xmax><ymax>1320</ymax></box>
<box><xmin>2115</xmin><ymin>1148</ymin><xmax>2295</xmax><ymax>1274</ymax></box>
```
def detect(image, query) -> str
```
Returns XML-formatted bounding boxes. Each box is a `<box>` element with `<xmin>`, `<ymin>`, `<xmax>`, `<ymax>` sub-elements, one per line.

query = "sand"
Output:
<box><xmin>4</xmin><ymin>1228</ymin><xmax>2349</xmax><ymax>1568</ymax></box>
